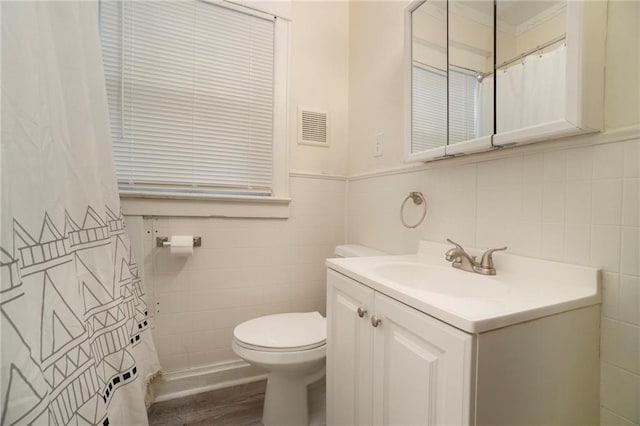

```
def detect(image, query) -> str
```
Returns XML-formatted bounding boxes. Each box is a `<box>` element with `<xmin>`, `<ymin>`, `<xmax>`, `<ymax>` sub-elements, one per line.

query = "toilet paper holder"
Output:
<box><xmin>156</xmin><ymin>236</ymin><xmax>202</xmax><ymax>248</ymax></box>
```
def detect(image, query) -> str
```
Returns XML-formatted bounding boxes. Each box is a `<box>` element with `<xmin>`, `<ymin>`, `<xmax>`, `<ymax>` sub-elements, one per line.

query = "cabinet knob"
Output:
<box><xmin>370</xmin><ymin>315</ymin><xmax>381</xmax><ymax>327</ymax></box>
<box><xmin>357</xmin><ymin>306</ymin><xmax>367</xmax><ymax>318</ymax></box>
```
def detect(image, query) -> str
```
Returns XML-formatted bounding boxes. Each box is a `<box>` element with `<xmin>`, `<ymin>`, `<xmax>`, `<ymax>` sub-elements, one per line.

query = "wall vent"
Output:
<box><xmin>298</xmin><ymin>107</ymin><xmax>329</xmax><ymax>147</ymax></box>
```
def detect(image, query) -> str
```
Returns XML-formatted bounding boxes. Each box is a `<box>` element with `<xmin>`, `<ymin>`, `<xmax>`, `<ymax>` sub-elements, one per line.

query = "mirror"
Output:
<box><xmin>406</xmin><ymin>0</ymin><xmax>605</xmax><ymax>160</ymax></box>
<box><xmin>448</xmin><ymin>0</ymin><xmax>494</xmax><ymax>145</ymax></box>
<box><xmin>407</xmin><ymin>0</ymin><xmax>495</xmax><ymax>160</ymax></box>
<box><xmin>496</xmin><ymin>0</ymin><xmax>567</xmax><ymax>134</ymax></box>
<box><xmin>409</xmin><ymin>0</ymin><xmax>448</xmax><ymax>156</ymax></box>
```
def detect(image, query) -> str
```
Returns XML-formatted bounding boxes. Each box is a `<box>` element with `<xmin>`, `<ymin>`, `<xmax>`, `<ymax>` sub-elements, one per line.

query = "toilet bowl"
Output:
<box><xmin>232</xmin><ymin>312</ymin><xmax>326</xmax><ymax>426</ymax></box>
<box><xmin>232</xmin><ymin>244</ymin><xmax>387</xmax><ymax>426</ymax></box>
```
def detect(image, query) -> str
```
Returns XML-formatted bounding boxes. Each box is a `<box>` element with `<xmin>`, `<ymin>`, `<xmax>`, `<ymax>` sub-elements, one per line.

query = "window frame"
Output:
<box><xmin>100</xmin><ymin>0</ymin><xmax>291</xmax><ymax>216</ymax></box>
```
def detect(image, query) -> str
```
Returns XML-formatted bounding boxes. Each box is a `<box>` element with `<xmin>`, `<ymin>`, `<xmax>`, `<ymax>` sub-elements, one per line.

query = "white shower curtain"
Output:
<box><xmin>1</xmin><ymin>2</ymin><xmax>160</xmax><ymax>425</ymax></box>
<box><xmin>496</xmin><ymin>44</ymin><xmax>566</xmax><ymax>133</ymax></box>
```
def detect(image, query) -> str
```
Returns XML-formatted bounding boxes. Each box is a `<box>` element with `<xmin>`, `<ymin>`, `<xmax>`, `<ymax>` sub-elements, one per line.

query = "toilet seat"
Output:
<box><xmin>233</xmin><ymin>312</ymin><xmax>326</xmax><ymax>352</ymax></box>
<box><xmin>232</xmin><ymin>338</ymin><xmax>326</xmax><ymax>368</ymax></box>
<box><xmin>234</xmin><ymin>338</ymin><xmax>325</xmax><ymax>353</ymax></box>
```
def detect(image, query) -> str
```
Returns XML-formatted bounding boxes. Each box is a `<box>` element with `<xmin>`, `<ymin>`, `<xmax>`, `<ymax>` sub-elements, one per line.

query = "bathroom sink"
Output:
<box><xmin>326</xmin><ymin>240</ymin><xmax>600</xmax><ymax>333</ymax></box>
<box><xmin>373</xmin><ymin>262</ymin><xmax>507</xmax><ymax>299</ymax></box>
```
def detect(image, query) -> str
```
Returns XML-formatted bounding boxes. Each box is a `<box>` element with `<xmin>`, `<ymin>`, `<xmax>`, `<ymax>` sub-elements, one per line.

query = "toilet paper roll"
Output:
<box><xmin>169</xmin><ymin>235</ymin><xmax>194</xmax><ymax>257</ymax></box>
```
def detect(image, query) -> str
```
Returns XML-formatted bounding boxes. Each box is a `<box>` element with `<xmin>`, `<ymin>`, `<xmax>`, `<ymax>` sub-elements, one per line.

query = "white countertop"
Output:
<box><xmin>326</xmin><ymin>241</ymin><xmax>601</xmax><ymax>333</ymax></box>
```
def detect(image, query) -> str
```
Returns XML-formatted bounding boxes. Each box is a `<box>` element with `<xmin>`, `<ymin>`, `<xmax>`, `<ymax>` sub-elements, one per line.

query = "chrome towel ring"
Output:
<box><xmin>400</xmin><ymin>192</ymin><xmax>427</xmax><ymax>228</ymax></box>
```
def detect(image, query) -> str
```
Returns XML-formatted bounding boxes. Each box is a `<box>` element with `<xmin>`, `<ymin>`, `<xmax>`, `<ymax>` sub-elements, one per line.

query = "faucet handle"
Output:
<box><xmin>446</xmin><ymin>238</ymin><xmax>464</xmax><ymax>250</ymax></box>
<box><xmin>478</xmin><ymin>246</ymin><xmax>507</xmax><ymax>270</ymax></box>
<box><xmin>445</xmin><ymin>238</ymin><xmax>465</xmax><ymax>261</ymax></box>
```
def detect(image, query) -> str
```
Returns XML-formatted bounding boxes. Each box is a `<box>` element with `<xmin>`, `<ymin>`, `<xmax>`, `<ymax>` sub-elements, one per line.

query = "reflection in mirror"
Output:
<box><xmin>496</xmin><ymin>0</ymin><xmax>567</xmax><ymax>133</ymax></box>
<box><xmin>448</xmin><ymin>0</ymin><xmax>494</xmax><ymax>145</ymax></box>
<box><xmin>411</xmin><ymin>1</ymin><xmax>447</xmax><ymax>154</ymax></box>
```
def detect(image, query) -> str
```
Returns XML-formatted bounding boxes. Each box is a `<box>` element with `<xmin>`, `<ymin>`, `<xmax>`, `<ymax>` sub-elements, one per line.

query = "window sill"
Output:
<box><xmin>119</xmin><ymin>192</ymin><xmax>291</xmax><ymax>218</ymax></box>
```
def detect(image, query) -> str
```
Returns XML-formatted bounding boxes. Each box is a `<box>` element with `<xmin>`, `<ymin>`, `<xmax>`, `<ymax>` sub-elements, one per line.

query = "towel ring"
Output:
<box><xmin>400</xmin><ymin>192</ymin><xmax>427</xmax><ymax>228</ymax></box>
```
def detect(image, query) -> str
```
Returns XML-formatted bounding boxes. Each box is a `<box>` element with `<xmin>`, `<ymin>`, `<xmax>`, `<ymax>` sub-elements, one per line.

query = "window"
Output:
<box><xmin>412</xmin><ymin>63</ymin><xmax>447</xmax><ymax>151</ymax></box>
<box><xmin>99</xmin><ymin>0</ymin><xmax>288</xmax><ymax>198</ymax></box>
<box><xmin>448</xmin><ymin>66</ymin><xmax>479</xmax><ymax>144</ymax></box>
<box><xmin>412</xmin><ymin>63</ymin><xmax>482</xmax><ymax>147</ymax></box>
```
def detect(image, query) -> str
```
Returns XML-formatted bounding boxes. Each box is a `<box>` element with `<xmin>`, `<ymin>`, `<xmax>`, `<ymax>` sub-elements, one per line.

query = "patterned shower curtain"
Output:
<box><xmin>1</xmin><ymin>1</ymin><xmax>160</xmax><ymax>425</ymax></box>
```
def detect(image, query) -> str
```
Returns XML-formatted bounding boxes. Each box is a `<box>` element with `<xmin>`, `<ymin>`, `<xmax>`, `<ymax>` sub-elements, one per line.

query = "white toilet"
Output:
<box><xmin>232</xmin><ymin>244</ymin><xmax>387</xmax><ymax>426</ymax></box>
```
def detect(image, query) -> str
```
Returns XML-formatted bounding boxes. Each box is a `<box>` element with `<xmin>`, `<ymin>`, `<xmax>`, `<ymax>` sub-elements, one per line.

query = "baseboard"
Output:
<box><xmin>152</xmin><ymin>359</ymin><xmax>268</xmax><ymax>403</ymax></box>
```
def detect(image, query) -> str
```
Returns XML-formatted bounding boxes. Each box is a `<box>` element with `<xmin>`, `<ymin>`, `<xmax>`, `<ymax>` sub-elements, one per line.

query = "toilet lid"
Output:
<box><xmin>233</xmin><ymin>312</ymin><xmax>326</xmax><ymax>351</ymax></box>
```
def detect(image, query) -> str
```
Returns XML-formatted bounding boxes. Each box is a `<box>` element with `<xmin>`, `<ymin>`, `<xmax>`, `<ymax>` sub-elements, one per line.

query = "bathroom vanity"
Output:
<box><xmin>325</xmin><ymin>241</ymin><xmax>601</xmax><ymax>425</ymax></box>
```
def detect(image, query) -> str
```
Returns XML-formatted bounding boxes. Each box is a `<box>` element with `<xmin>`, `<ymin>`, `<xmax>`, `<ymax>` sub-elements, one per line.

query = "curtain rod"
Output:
<box><xmin>414</xmin><ymin>32</ymin><xmax>567</xmax><ymax>78</ymax></box>
<box><xmin>413</xmin><ymin>60</ymin><xmax>490</xmax><ymax>79</ymax></box>
<box><xmin>496</xmin><ymin>33</ymin><xmax>566</xmax><ymax>70</ymax></box>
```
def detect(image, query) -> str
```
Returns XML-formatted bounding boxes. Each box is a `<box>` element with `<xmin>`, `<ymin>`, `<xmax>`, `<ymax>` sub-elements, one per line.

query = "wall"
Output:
<box><xmin>514</xmin><ymin>10</ymin><xmax>565</xmax><ymax>57</ymax></box>
<box><xmin>349</xmin><ymin>0</ymin><xmax>410</xmax><ymax>174</ymax></box>
<box><xmin>136</xmin><ymin>0</ymin><xmax>350</xmax><ymax>377</ymax></box>
<box><xmin>413</xmin><ymin>4</ymin><xmax>493</xmax><ymax>73</ymax></box>
<box><xmin>449</xmin><ymin>4</ymin><xmax>493</xmax><ymax>73</ymax></box>
<box><xmin>347</xmin><ymin>1</ymin><xmax>639</xmax><ymax>425</ymax></box>
<box><xmin>289</xmin><ymin>0</ymin><xmax>350</xmax><ymax>176</ymax></box>
<box><xmin>149</xmin><ymin>176</ymin><xmax>345</xmax><ymax>372</ymax></box>
<box><xmin>497</xmin><ymin>9</ymin><xmax>567</xmax><ymax>64</ymax></box>
<box><xmin>412</xmin><ymin>5</ymin><xmax>447</xmax><ymax>70</ymax></box>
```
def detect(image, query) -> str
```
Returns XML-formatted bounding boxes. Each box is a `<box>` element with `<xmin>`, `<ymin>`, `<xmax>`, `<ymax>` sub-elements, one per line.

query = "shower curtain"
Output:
<box><xmin>495</xmin><ymin>44</ymin><xmax>566</xmax><ymax>133</ymax></box>
<box><xmin>1</xmin><ymin>2</ymin><xmax>160</xmax><ymax>425</ymax></box>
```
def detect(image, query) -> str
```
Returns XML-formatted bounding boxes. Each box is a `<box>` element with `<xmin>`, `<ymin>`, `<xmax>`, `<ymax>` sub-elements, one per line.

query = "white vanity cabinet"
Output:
<box><xmin>371</xmin><ymin>290</ymin><xmax>474</xmax><ymax>425</ymax></box>
<box><xmin>326</xmin><ymin>270</ymin><xmax>375</xmax><ymax>425</ymax></box>
<box><xmin>327</xmin><ymin>269</ymin><xmax>473</xmax><ymax>425</ymax></box>
<box><xmin>326</xmin><ymin>267</ymin><xmax>600</xmax><ymax>426</ymax></box>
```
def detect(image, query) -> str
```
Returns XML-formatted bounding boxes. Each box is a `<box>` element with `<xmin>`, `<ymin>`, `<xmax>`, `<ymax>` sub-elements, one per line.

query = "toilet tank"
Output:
<box><xmin>334</xmin><ymin>244</ymin><xmax>388</xmax><ymax>258</ymax></box>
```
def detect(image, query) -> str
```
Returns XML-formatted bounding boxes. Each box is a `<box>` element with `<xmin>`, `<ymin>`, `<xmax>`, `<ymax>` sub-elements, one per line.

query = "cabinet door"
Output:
<box><xmin>326</xmin><ymin>270</ymin><xmax>375</xmax><ymax>426</ymax></box>
<box><xmin>372</xmin><ymin>293</ymin><xmax>474</xmax><ymax>426</ymax></box>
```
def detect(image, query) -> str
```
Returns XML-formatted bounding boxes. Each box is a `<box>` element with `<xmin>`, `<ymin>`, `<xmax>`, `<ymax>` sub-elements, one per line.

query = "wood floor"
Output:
<box><xmin>147</xmin><ymin>380</ymin><xmax>266</xmax><ymax>426</ymax></box>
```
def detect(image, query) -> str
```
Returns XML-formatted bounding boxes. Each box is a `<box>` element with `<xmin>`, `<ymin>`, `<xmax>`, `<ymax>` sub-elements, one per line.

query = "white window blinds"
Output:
<box><xmin>412</xmin><ymin>63</ymin><xmax>447</xmax><ymax>151</ymax></box>
<box><xmin>100</xmin><ymin>0</ymin><xmax>275</xmax><ymax>195</ymax></box>
<box><xmin>448</xmin><ymin>67</ymin><xmax>479</xmax><ymax>144</ymax></box>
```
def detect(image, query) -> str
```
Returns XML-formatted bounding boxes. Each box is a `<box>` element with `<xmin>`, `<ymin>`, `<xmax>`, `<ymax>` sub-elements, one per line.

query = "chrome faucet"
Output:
<box><xmin>445</xmin><ymin>239</ymin><xmax>477</xmax><ymax>272</ymax></box>
<box><xmin>445</xmin><ymin>238</ymin><xmax>507</xmax><ymax>276</ymax></box>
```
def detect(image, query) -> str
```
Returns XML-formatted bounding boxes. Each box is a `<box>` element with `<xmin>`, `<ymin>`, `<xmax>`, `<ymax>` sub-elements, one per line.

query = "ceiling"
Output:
<box><xmin>495</xmin><ymin>1</ymin><xmax>564</xmax><ymax>26</ymax></box>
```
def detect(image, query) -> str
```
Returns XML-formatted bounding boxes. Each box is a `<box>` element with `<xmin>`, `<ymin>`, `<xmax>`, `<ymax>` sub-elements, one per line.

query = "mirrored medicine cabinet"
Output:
<box><xmin>404</xmin><ymin>0</ymin><xmax>607</xmax><ymax>162</ymax></box>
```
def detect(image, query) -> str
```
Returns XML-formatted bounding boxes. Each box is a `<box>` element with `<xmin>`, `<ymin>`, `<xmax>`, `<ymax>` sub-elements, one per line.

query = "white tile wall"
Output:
<box><xmin>348</xmin><ymin>137</ymin><xmax>640</xmax><ymax>425</ymax></box>
<box><xmin>592</xmin><ymin>180</ymin><xmax>623</xmax><ymax>226</ymax></box>
<box><xmin>602</xmin><ymin>408</ymin><xmax>638</xmax><ymax>426</ymax></box>
<box><xmin>145</xmin><ymin>176</ymin><xmax>346</xmax><ymax>372</ymax></box>
<box><xmin>601</xmin><ymin>363</ymin><xmax>640</xmax><ymax>424</ymax></box>
<box><xmin>620</xmin><ymin>275</ymin><xmax>640</xmax><ymax>326</ymax></box>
